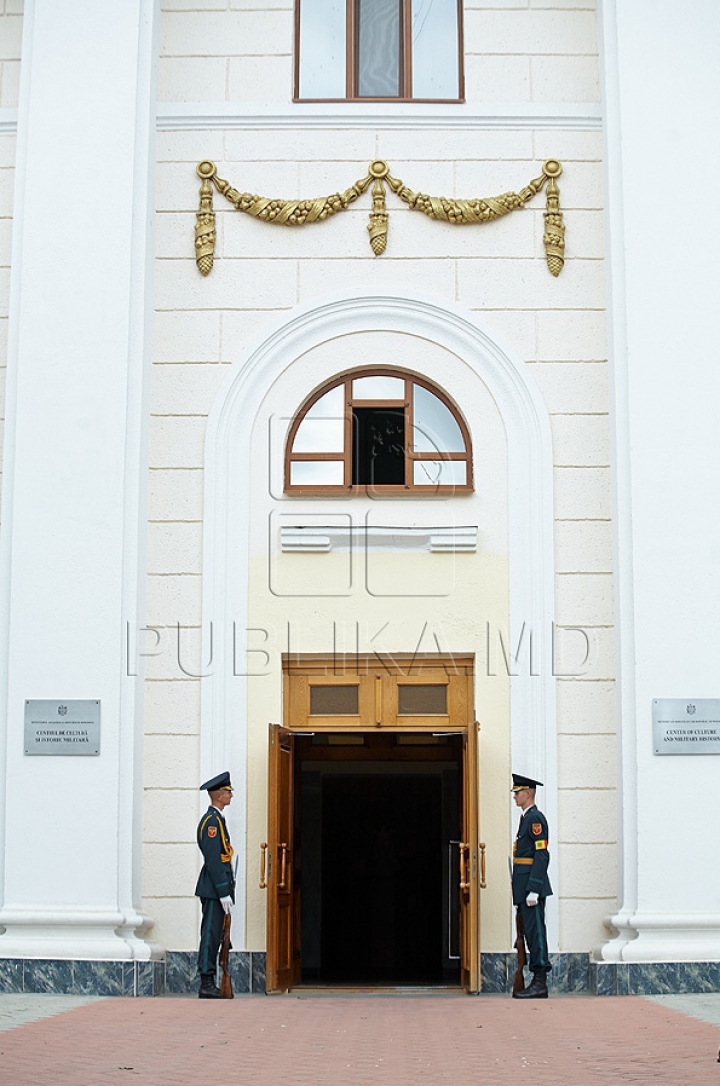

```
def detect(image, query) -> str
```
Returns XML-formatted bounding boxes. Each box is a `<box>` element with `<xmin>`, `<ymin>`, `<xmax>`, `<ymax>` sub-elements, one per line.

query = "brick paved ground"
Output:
<box><xmin>1</xmin><ymin>993</ymin><xmax>720</xmax><ymax>1086</ymax></box>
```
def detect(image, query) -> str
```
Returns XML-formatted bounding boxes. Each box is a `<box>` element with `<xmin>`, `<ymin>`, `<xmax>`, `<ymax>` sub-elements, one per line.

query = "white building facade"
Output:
<box><xmin>0</xmin><ymin>0</ymin><xmax>717</xmax><ymax>995</ymax></box>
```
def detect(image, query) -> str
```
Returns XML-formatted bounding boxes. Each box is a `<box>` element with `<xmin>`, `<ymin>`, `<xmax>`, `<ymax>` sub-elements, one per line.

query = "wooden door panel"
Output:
<box><xmin>266</xmin><ymin>724</ymin><xmax>294</xmax><ymax>992</ymax></box>
<box><xmin>460</xmin><ymin>723</ymin><xmax>479</xmax><ymax>992</ymax></box>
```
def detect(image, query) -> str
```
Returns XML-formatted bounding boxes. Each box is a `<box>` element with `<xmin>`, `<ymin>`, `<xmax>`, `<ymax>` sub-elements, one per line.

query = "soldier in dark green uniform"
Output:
<box><xmin>196</xmin><ymin>771</ymin><xmax>235</xmax><ymax>999</ymax></box>
<box><xmin>511</xmin><ymin>773</ymin><xmax>552</xmax><ymax>999</ymax></box>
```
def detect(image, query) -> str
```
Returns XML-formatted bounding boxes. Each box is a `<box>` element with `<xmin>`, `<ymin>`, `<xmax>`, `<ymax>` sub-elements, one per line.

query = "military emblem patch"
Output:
<box><xmin>532</xmin><ymin>823</ymin><xmax>542</xmax><ymax>835</ymax></box>
<box><xmin>208</xmin><ymin>825</ymin><xmax>217</xmax><ymax>838</ymax></box>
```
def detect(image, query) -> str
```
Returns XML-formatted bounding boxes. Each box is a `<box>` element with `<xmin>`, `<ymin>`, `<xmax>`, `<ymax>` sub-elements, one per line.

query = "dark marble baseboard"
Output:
<box><xmin>3</xmin><ymin>952</ymin><xmax>718</xmax><ymax>997</ymax></box>
<box><xmin>0</xmin><ymin>958</ymin><xmax>166</xmax><ymax>997</ymax></box>
<box><xmin>589</xmin><ymin>960</ymin><xmax>720</xmax><ymax>996</ymax></box>
<box><xmin>482</xmin><ymin>953</ymin><xmax>720</xmax><ymax>996</ymax></box>
<box><xmin>163</xmin><ymin>950</ymin><xmax>266</xmax><ymax>995</ymax></box>
<box><xmin>0</xmin><ymin>953</ymin><xmax>265</xmax><ymax>997</ymax></box>
<box><xmin>481</xmin><ymin>952</ymin><xmax>590</xmax><ymax>994</ymax></box>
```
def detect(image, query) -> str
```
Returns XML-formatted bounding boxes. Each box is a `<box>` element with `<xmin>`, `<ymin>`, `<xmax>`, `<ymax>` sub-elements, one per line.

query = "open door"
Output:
<box><xmin>459</xmin><ymin>722</ymin><xmax>479</xmax><ymax>991</ymax></box>
<box><xmin>266</xmin><ymin>724</ymin><xmax>295</xmax><ymax>993</ymax></box>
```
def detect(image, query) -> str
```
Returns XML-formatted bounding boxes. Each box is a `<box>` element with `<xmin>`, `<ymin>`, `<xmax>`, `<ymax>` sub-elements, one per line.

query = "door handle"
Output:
<box><xmin>447</xmin><ymin>842</ymin><xmax>462</xmax><ymax>960</ymax></box>
<box><xmin>259</xmin><ymin>842</ymin><xmax>267</xmax><ymax>889</ymax></box>
<box><xmin>278</xmin><ymin>842</ymin><xmax>290</xmax><ymax>890</ymax></box>
<box><xmin>459</xmin><ymin>841</ymin><xmax>469</xmax><ymax>891</ymax></box>
<box><xmin>479</xmin><ymin>841</ymin><xmax>487</xmax><ymax>889</ymax></box>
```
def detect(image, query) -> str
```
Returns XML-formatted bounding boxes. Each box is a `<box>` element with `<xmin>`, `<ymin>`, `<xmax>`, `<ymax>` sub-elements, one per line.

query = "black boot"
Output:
<box><xmin>513</xmin><ymin>971</ymin><xmax>548</xmax><ymax>999</ymax></box>
<box><xmin>198</xmin><ymin>973</ymin><xmax>222</xmax><ymax>999</ymax></box>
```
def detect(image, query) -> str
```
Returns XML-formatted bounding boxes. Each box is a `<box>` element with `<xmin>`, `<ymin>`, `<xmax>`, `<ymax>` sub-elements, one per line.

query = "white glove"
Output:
<box><xmin>220</xmin><ymin>895</ymin><xmax>233</xmax><ymax>914</ymax></box>
<box><xmin>526</xmin><ymin>892</ymin><xmax>539</xmax><ymax>907</ymax></box>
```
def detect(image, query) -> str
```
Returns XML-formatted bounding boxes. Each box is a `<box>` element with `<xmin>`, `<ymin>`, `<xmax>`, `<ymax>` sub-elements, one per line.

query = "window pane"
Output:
<box><xmin>353</xmin><ymin>407</ymin><xmax>405</xmax><ymax>485</ymax></box>
<box><xmin>413</xmin><ymin>460</ymin><xmax>467</xmax><ymax>486</ymax></box>
<box><xmin>352</xmin><ymin>375</ymin><xmax>404</xmax><ymax>399</ymax></box>
<box><xmin>412</xmin><ymin>0</ymin><xmax>459</xmax><ymax>99</ymax></box>
<box><xmin>357</xmin><ymin>0</ymin><xmax>402</xmax><ymax>98</ymax></box>
<box><xmin>290</xmin><ymin>460</ymin><xmax>345</xmax><ymax>486</ymax></box>
<box><xmin>398</xmin><ymin>684</ymin><xmax>447</xmax><ymax>715</ymax></box>
<box><xmin>298</xmin><ymin>0</ymin><xmax>346</xmax><ymax>99</ymax></box>
<box><xmin>310</xmin><ymin>685</ymin><xmax>359</xmax><ymax>715</ymax></box>
<box><xmin>293</xmin><ymin>386</ymin><xmax>345</xmax><ymax>453</ymax></box>
<box><xmin>413</xmin><ymin>384</ymin><xmax>465</xmax><ymax>453</ymax></box>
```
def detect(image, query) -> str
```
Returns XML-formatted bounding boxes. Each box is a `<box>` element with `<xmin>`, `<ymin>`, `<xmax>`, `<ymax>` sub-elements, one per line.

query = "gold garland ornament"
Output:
<box><xmin>195</xmin><ymin>158</ymin><xmax>565</xmax><ymax>277</ymax></box>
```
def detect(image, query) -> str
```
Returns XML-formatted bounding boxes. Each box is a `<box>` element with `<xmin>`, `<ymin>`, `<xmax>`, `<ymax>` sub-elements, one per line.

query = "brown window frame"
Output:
<box><xmin>284</xmin><ymin>367</ymin><xmax>474</xmax><ymax>497</ymax></box>
<box><xmin>293</xmin><ymin>0</ymin><xmax>465</xmax><ymax>104</ymax></box>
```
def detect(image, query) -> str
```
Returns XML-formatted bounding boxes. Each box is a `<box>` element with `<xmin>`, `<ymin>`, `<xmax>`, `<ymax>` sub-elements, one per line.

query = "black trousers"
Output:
<box><xmin>518</xmin><ymin>898</ymin><xmax>551</xmax><ymax>974</ymax></box>
<box><xmin>197</xmin><ymin>897</ymin><xmax>224</xmax><ymax>976</ymax></box>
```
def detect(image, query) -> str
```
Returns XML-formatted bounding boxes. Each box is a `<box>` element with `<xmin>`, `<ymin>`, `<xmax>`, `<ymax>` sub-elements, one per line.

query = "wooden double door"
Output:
<box><xmin>263</xmin><ymin>655</ymin><xmax>481</xmax><ymax>992</ymax></box>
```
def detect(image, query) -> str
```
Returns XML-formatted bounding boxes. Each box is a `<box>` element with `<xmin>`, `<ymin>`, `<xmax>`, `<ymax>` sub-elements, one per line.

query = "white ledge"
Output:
<box><xmin>280</xmin><ymin>524</ymin><xmax>478</xmax><ymax>554</ymax></box>
<box><xmin>156</xmin><ymin>101</ymin><xmax>602</xmax><ymax>131</ymax></box>
<box><xmin>0</xmin><ymin>103</ymin><xmax>603</xmax><ymax>138</ymax></box>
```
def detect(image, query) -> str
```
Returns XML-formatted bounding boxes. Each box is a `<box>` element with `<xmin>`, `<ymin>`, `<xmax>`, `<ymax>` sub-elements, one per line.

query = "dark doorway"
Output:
<box><xmin>296</xmin><ymin>734</ymin><xmax>462</xmax><ymax>986</ymax></box>
<box><xmin>322</xmin><ymin>774</ymin><xmax>441</xmax><ymax>983</ymax></box>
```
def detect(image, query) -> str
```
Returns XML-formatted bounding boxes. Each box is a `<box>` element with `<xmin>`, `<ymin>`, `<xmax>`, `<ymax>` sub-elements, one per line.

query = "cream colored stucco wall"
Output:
<box><xmin>144</xmin><ymin>0</ymin><xmax>616</xmax><ymax>958</ymax></box>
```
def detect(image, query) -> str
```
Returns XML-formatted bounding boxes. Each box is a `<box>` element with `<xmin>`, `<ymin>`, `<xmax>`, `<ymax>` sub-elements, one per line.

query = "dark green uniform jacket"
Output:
<box><xmin>195</xmin><ymin>806</ymin><xmax>235</xmax><ymax>901</ymax></box>
<box><xmin>511</xmin><ymin>804</ymin><xmax>552</xmax><ymax>905</ymax></box>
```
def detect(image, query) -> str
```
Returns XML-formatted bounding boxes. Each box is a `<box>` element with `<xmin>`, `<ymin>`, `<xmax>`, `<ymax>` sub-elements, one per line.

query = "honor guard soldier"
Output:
<box><xmin>511</xmin><ymin>773</ymin><xmax>552</xmax><ymax>999</ymax></box>
<box><xmin>196</xmin><ymin>771</ymin><xmax>235</xmax><ymax>999</ymax></box>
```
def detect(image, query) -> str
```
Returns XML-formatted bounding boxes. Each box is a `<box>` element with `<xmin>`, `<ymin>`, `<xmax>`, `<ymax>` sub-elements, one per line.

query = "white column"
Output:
<box><xmin>0</xmin><ymin>0</ymin><xmax>159</xmax><ymax>958</ymax></box>
<box><xmin>599</xmin><ymin>0</ymin><xmax>720</xmax><ymax>960</ymax></box>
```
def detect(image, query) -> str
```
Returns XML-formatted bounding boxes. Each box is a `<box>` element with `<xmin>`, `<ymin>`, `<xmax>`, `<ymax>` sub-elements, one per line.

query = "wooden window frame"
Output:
<box><xmin>293</xmin><ymin>0</ymin><xmax>465</xmax><ymax>104</ymax></box>
<box><xmin>284</xmin><ymin>367</ymin><xmax>474</xmax><ymax>497</ymax></box>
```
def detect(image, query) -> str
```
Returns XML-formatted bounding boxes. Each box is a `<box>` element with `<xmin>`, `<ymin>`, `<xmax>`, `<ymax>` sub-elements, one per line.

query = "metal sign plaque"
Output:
<box><xmin>652</xmin><ymin>699</ymin><xmax>720</xmax><ymax>754</ymax></box>
<box><xmin>24</xmin><ymin>700</ymin><xmax>101</xmax><ymax>756</ymax></box>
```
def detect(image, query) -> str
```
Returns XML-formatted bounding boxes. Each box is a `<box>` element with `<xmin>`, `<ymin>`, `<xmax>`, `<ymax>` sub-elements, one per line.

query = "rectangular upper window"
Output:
<box><xmin>295</xmin><ymin>0</ymin><xmax>464</xmax><ymax>102</ymax></box>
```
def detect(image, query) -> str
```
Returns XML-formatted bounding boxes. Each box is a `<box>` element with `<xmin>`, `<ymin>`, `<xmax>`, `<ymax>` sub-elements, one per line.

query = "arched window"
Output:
<box><xmin>285</xmin><ymin>369</ymin><xmax>473</xmax><ymax>495</ymax></box>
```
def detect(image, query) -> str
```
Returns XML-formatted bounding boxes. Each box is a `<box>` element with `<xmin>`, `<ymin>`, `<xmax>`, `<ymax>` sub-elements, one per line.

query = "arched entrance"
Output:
<box><xmin>200</xmin><ymin>292</ymin><xmax>558</xmax><ymax>965</ymax></box>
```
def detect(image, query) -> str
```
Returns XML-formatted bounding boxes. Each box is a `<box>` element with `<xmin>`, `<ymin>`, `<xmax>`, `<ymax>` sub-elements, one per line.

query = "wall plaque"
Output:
<box><xmin>24</xmin><ymin>700</ymin><xmax>101</xmax><ymax>756</ymax></box>
<box><xmin>652</xmin><ymin>699</ymin><xmax>720</xmax><ymax>754</ymax></box>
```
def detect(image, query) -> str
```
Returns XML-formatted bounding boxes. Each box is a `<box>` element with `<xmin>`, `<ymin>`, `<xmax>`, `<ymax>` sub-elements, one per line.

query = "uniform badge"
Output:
<box><xmin>208</xmin><ymin>825</ymin><xmax>217</xmax><ymax>838</ymax></box>
<box><xmin>532</xmin><ymin>823</ymin><xmax>542</xmax><ymax>835</ymax></box>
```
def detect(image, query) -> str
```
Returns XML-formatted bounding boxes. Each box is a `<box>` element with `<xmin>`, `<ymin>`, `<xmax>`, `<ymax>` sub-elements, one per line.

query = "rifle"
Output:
<box><xmin>219</xmin><ymin>912</ymin><xmax>234</xmax><ymax>999</ymax></box>
<box><xmin>512</xmin><ymin>906</ymin><xmax>526</xmax><ymax>995</ymax></box>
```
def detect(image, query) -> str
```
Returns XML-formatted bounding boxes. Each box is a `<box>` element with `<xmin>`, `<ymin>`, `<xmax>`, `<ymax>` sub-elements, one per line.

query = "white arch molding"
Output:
<box><xmin>200</xmin><ymin>293</ymin><xmax>558</xmax><ymax>947</ymax></box>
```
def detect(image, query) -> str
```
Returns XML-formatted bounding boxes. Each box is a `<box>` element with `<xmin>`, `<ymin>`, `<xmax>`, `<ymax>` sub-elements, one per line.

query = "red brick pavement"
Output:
<box><xmin>1</xmin><ymin>994</ymin><xmax>719</xmax><ymax>1086</ymax></box>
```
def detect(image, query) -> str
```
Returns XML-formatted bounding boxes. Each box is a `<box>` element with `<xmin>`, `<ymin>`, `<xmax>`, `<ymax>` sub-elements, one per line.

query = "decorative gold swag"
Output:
<box><xmin>195</xmin><ymin>157</ymin><xmax>565</xmax><ymax>277</ymax></box>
